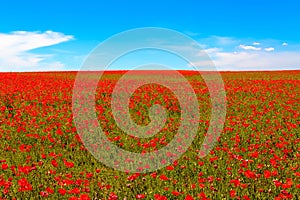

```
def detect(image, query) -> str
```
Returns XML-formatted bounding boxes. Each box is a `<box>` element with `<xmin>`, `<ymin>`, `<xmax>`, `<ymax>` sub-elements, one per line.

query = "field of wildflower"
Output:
<box><xmin>0</xmin><ymin>70</ymin><xmax>299</xmax><ymax>199</ymax></box>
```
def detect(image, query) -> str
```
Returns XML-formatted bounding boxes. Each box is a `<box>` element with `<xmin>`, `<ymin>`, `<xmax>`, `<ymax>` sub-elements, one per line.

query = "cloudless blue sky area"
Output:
<box><xmin>1</xmin><ymin>0</ymin><xmax>300</xmax><ymax>71</ymax></box>
<box><xmin>2</xmin><ymin>0</ymin><xmax>299</xmax><ymax>40</ymax></box>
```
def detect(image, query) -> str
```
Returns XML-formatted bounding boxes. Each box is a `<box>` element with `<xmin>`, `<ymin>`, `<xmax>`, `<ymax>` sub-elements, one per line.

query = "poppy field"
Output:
<box><xmin>0</xmin><ymin>70</ymin><xmax>299</xmax><ymax>199</ymax></box>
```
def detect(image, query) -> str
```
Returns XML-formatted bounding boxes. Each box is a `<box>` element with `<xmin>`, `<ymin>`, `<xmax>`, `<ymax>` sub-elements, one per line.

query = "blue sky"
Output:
<box><xmin>0</xmin><ymin>0</ymin><xmax>300</xmax><ymax>71</ymax></box>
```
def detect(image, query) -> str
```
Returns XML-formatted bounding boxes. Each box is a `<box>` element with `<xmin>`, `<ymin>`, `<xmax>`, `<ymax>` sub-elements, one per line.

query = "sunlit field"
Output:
<box><xmin>0</xmin><ymin>70</ymin><xmax>299</xmax><ymax>199</ymax></box>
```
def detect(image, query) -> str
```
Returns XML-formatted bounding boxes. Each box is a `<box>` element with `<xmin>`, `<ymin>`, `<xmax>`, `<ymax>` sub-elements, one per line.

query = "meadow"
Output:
<box><xmin>0</xmin><ymin>70</ymin><xmax>299</xmax><ymax>199</ymax></box>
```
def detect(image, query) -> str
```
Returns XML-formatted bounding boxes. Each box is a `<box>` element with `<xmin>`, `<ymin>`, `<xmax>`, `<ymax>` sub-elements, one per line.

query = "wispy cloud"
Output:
<box><xmin>239</xmin><ymin>45</ymin><xmax>261</xmax><ymax>51</ymax></box>
<box><xmin>211</xmin><ymin>51</ymin><xmax>300</xmax><ymax>71</ymax></box>
<box><xmin>0</xmin><ymin>30</ymin><xmax>74</xmax><ymax>71</ymax></box>
<box><xmin>264</xmin><ymin>47</ymin><xmax>275</xmax><ymax>52</ymax></box>
<box><xmin>190</xmin><ymin>37</ymin><xmax>300</xmax><ymax>71</ymax></box>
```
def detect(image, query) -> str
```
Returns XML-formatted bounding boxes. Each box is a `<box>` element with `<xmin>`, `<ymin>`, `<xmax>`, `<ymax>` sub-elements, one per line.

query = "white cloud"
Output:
<box><xmin>198</xmin><ymin>36</ymin><xmax>239</xmax><ymax>48</ymax></box>
<box><xmin>190</xmin><ymin>46</ymin><xmax>300</xmax><ymax>71</ymax></box>
<box><xmin>189</xmin><ymin>36</ymin><xmax>300</xmax><ymax>71</ymax></box>
<box><xmin>203</xmin><ymin>47</ymin><xmax>222</xmax><ymax>54</ymax></box>
<box><xmin>210</xmin><ymin>50</ymin><xmax>300</xmax><ymax>71</ymax></box>
<box><xmin>264</xmin><ymin>47</ymin><xmax>275</xmax><ymax>52</ymax></box>
<box><xmin>0</xmin><ymin>30</ymin><xmax>73</xmax><ymax>71</ymax></box>
<box><xmin>239</xmin><ymin>45</ymin><xmax>261</xmax><ymax>51</ymax></box>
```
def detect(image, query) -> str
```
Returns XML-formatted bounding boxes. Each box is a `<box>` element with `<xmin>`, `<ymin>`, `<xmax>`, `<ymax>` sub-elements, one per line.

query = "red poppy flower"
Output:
<box><xmin>159</xmin><ymin>174</ymin><xmax>169</xmax><ymax>181</ymax></box>
<box><xmin>185</xmin><ymin>195</ymin><xmax>194</xmax><ymax>200</ymax></box>
<box><xmin>154</xmin><ymin>194</ymin><xmax>167</xmax><ymax>200</ymax></box>
<box><xmin>51</xmin><ymin>159</ymin><xmax>58</xmax><ymax>167</ymax></box>
<box><xmin>172</xmin><ymin>191</ymin><xmax>181</xmax><ymax>196</ymax></box>
<box><xmin>264</xmin><ymin>170</ymin><xmax>271</xmax><ymax>178</ymax></box>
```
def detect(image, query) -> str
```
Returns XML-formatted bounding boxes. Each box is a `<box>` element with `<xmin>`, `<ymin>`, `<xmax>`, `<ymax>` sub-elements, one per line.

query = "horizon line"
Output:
<box><xmin>0</xmin><ymin>69</ymin><xmax>299</xmax><ymax>73</ymax></box>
